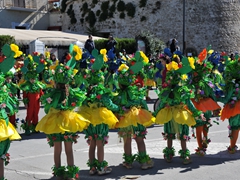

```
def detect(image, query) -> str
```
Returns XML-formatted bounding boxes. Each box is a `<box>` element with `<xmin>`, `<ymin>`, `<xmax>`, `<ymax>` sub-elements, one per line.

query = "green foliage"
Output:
<box><xmin>85</xmin><ymin>26</ymin><xmax>101</xmax><ymax>37</ymax></box>
<box><xmin>141</xmin><ymin>16</ymin><xmax>146</xmax><ymax>21</ymax></box>
<box><xmin>119</xmin><ymin>12</ymin><xmax>125</xmax><ymax>19</ymax></box>
<box><xmin>99</xmin><ymin>12</ymin><xmax>108</xmax><ymax>22</ymax></box>
<box><xmin>96</xmin><ymin>9</ymin><xmax>101</xmax><ymax>16</ymax></box>
<box><xmin>67</xmin><ymin>5</ymin><xmax>77</xmax><ymax>24</ymax></box>
<box><xmin>139</xmin><ymin>0</ymin><xmax>147</xmax><ymax>8</ymax></box>
<box><xmin>60</xmin><ymin>0</ymin><xmax>68</xmax><ymax>13</ymax></box>
<box><xmin>125</xmin><ymin>3</ymin><xmax>136</xmax><ymax>18</ymax></box>
<box><xmin>88</xmin><ymin>11</ymin><xmax>96</xmax><ymax>27</ymax></box>
<box><xmin>136</xmin><ymin>31</ymin><xmax>165</xmax><ymax>56</ymax></box>
<box><xmin>117</xmin><ymin>1</ymin><xmax>125</xmax><ymax>12</ymax></box>
<box><xmin>0</xmin><ymin>35</ymin><xmax>15</xmax><ymax>48</ymax></box>
<box><xmin>82</xmin><ymin>2</ymin><xmax>88</xmax><ymax>12</ymax></box>
<box><xmin>92</xmin><ymin>0</ymin><xmax>98</xmax><ymax>5</ymax></box>
<box><xmin>109</xmin><ymin>4</ymin><xmax>116</xmax><ymax>13</ymax></box>
<box><xmin>101</xmin><ymin>1</ymin><xmax>109</xmax><ymax>11</ymax></box>
<box><xmin>94</xmin><ymin>38</ymin><xmax>136</xmax><ymax>54</ymax></box>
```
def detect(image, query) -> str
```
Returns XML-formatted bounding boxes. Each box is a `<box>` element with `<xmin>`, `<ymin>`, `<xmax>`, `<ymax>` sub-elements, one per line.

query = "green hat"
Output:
<box><xmin>53</xmin><ymin>64</ymin><xmax>73</xmax><ymax>84</ymax></box>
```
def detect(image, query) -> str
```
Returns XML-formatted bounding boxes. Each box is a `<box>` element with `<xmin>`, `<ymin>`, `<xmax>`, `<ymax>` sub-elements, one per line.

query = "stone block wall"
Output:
<box><xmin>61</xmin><ymin>0</ymin><xmax>240</xmax><ymax>54</ymax></box>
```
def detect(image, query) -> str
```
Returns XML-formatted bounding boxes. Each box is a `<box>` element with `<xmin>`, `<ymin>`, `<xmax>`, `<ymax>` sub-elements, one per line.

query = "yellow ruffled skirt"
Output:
<box><xmin>78</xmin><ymin>105</ymin><xmax>118</xmax><ymax>129</ymax></box>
<box><xmin>155</xmin><ymin>105</ymin><xmax>196</xmax><ymax>126</ymax></box>
<box><xmin>144</xmin><ymin>79</ymin><xmax>156</xmax><ymax>87</ymax></box>
<box><xmin>0</xmin><ymin>119</ymin><xmax>21</xmax><ymax>141</ymax></box>
<box><xmin>36</xmin><ymin>108</ymin><xmax>90</xmax><ymax>134</ymax></box>
<box><xmin>116</xmin><ymin>107</ymin><xmax>155</xmax><ymax>128</ymax></box>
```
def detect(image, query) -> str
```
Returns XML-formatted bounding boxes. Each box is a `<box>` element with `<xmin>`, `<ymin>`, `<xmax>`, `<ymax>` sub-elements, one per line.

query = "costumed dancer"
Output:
<box><xmin>114</xmin><ymin>51</ymin><xmax>155</xmax><ymax>170</ymax></box>
<box><xmin>78</xmin><ymin>49</ymin><xmax>119</xmax><ymax>176</ymax></box>
<box><xmin>154</xmin><ymin>56</ymin><xmax>206</xmax><ymax>164</ymax></box>
<box><xmin>19</xmin><ymin>53</ymin><xmax>46</xmax><ymax>135</ymax></box>
<box><xmin>36</xmin><ymin>44</ymin><xmax>89</xmax><ymax>180</ymax></box>
<box><xmin>0</xmin><ymin>43</ymin><xmax>22</xmax><ymax>180</ymax></box>
<box><xmin>219</xmin><ymin>53</ymin><xmax>240</xmax><ymax>154</ymax></box>
<box><xmin>190</xmin><ymin>47</ymin><xmax>221</xmax><ymax>156</ymax></box>
<box><xmin>144</xmin><ymin>57</ymin><xmax>156</xmax><ymax>101</ymax></box>
<box><xmin>4</xmin><ymin>71</ymin><xmax>19</xmax><ymax>127</ymax></box>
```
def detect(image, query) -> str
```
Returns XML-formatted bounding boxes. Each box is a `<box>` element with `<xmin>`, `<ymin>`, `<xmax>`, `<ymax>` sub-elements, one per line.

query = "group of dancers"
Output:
<box><xmin>0</xmin><ymin>43</ymin><xmax>239</xmax><ymax>180</ymax></box>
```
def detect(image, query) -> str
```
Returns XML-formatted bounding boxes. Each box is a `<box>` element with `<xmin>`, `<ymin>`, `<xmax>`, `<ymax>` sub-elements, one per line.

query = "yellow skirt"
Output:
<box><xmin>36</xmin><ymin>108</ymin><xmax>90</xmax><ymax>134</ymax></box>
<box><xmin>0</xmin><ymin>119</ymin><xmax>21</xmax><ymax>141</ymax></box>
<box><xmin>144</xmin><ymin>79</ymin><xmax>156</xmax><ymax>87</ymax></box>
<box><xmin>116</xmin><ymin>107</ymin><xmax>155</xmax><ymax>128</ymax></box>
<box><xmin>78</xmin><ymin>105</ymin><xmax>118</xmax><ymax>129</ymax></box>
<box><xmin>155</xmin><ymin>105</ymin><xmax>196</xmax><ymax>126</ymax></box>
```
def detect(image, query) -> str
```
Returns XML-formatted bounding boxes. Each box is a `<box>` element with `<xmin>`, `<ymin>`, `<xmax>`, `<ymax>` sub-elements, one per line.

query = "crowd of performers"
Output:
<box><xmin>0</xmin><ymin>42</ymin><xmax>239</xmax><ymax>180</ymax></box>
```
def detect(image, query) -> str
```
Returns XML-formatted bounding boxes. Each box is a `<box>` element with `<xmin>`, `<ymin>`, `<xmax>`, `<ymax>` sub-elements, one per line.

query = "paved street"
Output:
<box><xmin>5</xmin><ymin>90</ymin><xmax>240</xmax><ymax>180</ymax></box>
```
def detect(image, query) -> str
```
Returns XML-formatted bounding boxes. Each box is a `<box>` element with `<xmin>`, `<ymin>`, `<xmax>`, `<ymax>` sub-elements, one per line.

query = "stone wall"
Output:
<box><xmin>61</xmin><ymin>0</ymin><xmax>240</xmax><ymax>54</ymax></box>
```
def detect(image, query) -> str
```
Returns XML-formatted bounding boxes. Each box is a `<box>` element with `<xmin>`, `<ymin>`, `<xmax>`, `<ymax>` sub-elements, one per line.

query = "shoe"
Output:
<box><xmin>141</xmin><ymin>159</ymin><xmax>154</xmax><ymax>170</ymax></box>
<box><xmin>89</xmin><ymin>167</ymin><xmax>97</xmax><ymax>175</ymax></box>
<box><xmin>98</xmin><ymin>167</ymin><xmax>112</xmax><ymax>175</ymax></box>
<box><xmin>195</xmin><ymin>149</ymin><xmax>205</xmax><ymax>156</ymax></box>
<box><xmin>122</xmin><ymin>162</ymin><xmax>133</xmax><ymax>169</ymax></box>
<box><xmin>183</xmin><ymin>157</ymin><xmax>192</xmax><ymax>165</ymax></box>
<box><xmin>228</xmin><ymin>146</ymin><xmax>238</xmax><ymax>154</ymax></box>
<box><xmin>164</xmin><ymin>156</ymin><xmax>172</xmax><ymax>163</ymax></box>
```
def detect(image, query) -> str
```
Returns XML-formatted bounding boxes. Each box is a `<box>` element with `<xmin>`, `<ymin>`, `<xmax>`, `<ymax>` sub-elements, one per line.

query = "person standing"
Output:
<box><xmin>105</xmin><ymin>35</ymin><xmax>117</xmax><ymax>53</ymax></box>
<box><xmin>170</xmin><ymin>38</ymin><xmax>177</xmax><ymax>55</ymax></box>
<box><xmin>84</xmin><ymin>35</ymin><xmax>95</xmax><ymax>54</ymax></box>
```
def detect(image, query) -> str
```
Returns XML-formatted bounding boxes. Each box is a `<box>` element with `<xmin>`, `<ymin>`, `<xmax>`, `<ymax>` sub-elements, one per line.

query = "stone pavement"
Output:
<box><xmin>4</xmin><ymin>91</ymin><xmax>240</xmax><ymax>180</ymax></box>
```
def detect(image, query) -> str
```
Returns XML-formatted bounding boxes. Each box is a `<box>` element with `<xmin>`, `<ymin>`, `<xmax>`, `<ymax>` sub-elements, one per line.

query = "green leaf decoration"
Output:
<box><xmin>176</xmin><ymin>57</ymin><xmax>192</xmax><ymax>74</ymax></box>
<box><xmin>0</xmin><ymin>57</ymin><xmax>15</xmax><ymax>73</ymax></box>
<box><xmin>1</xmin><ymin>44</ymin><xmax>11</xmax><ymax>57</ymax></box>
<box><xmin>33</xmin><ymin>55</ymin><xmax>44</xmax><ymax>73</ymax></box>
<box><xmin>130</xmin><ymin>61</ymin><xmax>144</xmax><ymax>74</ymax></box>
<box><xmin>69</xmin><ymin>44</ymin><xmax>74</xmax><ymax>54</ymax></box>
<box><xmin>129</xmin><ymin>51</ymin><xmax>144</xmax><ymax>74</ymax></box>
<box><xmin>135</xmin><ymin>51</ymin><xmax>141</xmax><ymax>62</ymax></box>
<box><xmin>92</xmin><ymin>54</ymin><xmax>104</xmax><ymax>70</ymax></box>
<box><xmin>66</xmin><ymin>59</ymin><xmax>76</xmax><ymax>69</ymax></box>
<box><xmin>92</xmin><ymin>49</ymin><xmax>99</xmax><ymax>58</ymax></box>
<box><xmin>21</xmin><ymin>58</ymin><xmax>29</xmax><ymax>74</ymax></box>
<box><xmin>224</xmin><ymin>55</ymin><xmax>230</xmax><ymax>65</ymax></box>
<box><xmin>235</xmin><ymin>54</ymin><xmax>239</xmax><ymax>61</ymax></box>
<box><xmin>206</xmin><ymin>45</ymin><xmax>212</xmax><ymax>52</ymax></box>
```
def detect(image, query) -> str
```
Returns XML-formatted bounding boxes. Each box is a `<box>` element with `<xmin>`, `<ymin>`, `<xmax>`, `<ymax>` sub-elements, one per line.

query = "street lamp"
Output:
<box><xmin>183</xmin><ymin>0</ymin><xmax>186</xmax><ymax>55</ymax></box>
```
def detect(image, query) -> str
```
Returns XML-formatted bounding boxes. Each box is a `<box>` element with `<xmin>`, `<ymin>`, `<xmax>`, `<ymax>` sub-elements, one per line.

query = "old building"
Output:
<box><xmin>61</xmin><ymin>0</ymin><xmax>240</xmax><ymax>55</ymax></box>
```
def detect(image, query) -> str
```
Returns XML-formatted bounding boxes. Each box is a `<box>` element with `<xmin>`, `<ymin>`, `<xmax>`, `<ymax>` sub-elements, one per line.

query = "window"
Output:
<box><xmin>13</xmin><ymin>0</ymin><xmax>25</xmax><ymax>8</ymax></box>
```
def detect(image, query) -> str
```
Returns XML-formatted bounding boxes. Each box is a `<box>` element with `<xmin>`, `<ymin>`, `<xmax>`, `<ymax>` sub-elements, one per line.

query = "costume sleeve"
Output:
<box><xmin>101</xmin><ymin>94</ymin><xmax>119</xmax><ymax>112</ymax></box>
<box><xmin>217</xmin><ymin>85</ymin><xmax>234</xmax><ymax>104</ymax></box>
<box><xmin>40</xmin><ymin>89</ymin><xmax>44</xmax><ymax>97</ymax></box>
<box><xmin>23</xmin><ymin>91</ymin><xmax>29</xmax><ymax>105</ymax></box>
<box><xmin>186</xmin><ymin>99</ymin><xmax>202</xmax><ymax>118</ymax></box>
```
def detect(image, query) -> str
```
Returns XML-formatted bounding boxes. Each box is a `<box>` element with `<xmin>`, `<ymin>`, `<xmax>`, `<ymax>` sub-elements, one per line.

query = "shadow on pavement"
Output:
<box><xmin>19</xmin><ymin>132</ymin><xmax>47</xmax><ymax>140</ymax></box>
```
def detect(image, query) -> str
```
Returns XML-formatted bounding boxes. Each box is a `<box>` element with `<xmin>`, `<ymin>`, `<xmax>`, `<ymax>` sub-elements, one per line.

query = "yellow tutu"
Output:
<box><xmin>155</xmin><ymin>105</ymin><xmax>196</xmax><ymax>126</ymax></box>
<box><xmin>116</xmin><ymin>107</ymin><xmax>155</xmax><ymax>128</ymax></box>
<box><xmin>144</xmin><ymin>79</ymin><xmax>156</xmax><ymax>87</ymax></box>
<box><xmin>78</xmin><ymin>105</ymin><xmax>118</xmax><ymax>129</ymax></box>
<box><xmin>0</xmin><ymin>119</ymin><xmax>21</xmax><ymax>141</ymax></box>
<box><xmin>36</xmin><ymin>108</ymin><xmax>90</xmax><ymax>134</ymax></box>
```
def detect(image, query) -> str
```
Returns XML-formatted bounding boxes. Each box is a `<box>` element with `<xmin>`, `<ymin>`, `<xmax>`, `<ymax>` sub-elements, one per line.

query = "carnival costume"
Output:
<box><xmin>36</xmin><ymin>44</ymin><xmax>89</xmax><ymax>179</ymax></box>
<box><xmin>4</xmin><ymin>71</ymin><xmax>19</xmax><ymax>127</ymax></box>
<box><xmin>0</xmin><ymin>44</ymin><xmax>22</xmax><ymax>180</ymax></box>
<box><xmin>19</xmin><ymin>53</ymin><xmax>47</xmax><ymax>135</ymax></box>
<box><xmin>78</xmin><ymin>49</ymin><xmax>119</xmax><ymax>175</ymax></box>
<box><xmin>219</xmin><ymin>54</ymin><xmax>240</xmax><ymax>154</ymax></box>
<box><xmin>154</xmin><ymin>56</ymin><xmax>204</xmax><ymax>164</ymax></box>
<box><xmin>190</xmin><ymin>48</ymin><xmax>221</xmax><ymax>156</ymax></box>
<box><xmin>114</xmin><ymin>51</ymin><xmax>155</xmax><ymax>170</ymax></box>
